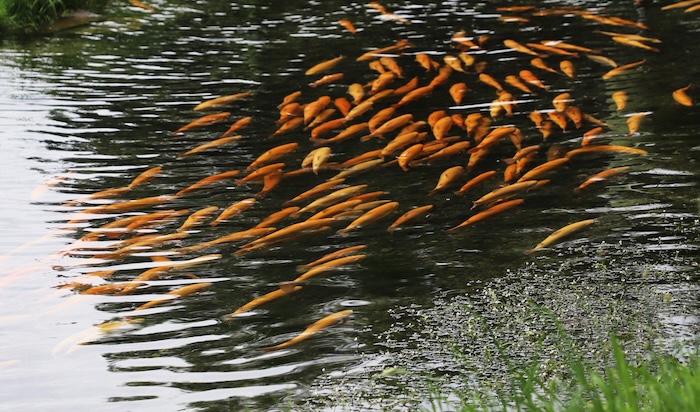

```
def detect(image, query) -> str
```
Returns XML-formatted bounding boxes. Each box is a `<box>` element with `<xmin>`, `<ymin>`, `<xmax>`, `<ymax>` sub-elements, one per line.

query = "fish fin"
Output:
<box><xmin>279</xmin><ymin>281</ymin><xmax>298</xmax><ymax>293</ymax></box>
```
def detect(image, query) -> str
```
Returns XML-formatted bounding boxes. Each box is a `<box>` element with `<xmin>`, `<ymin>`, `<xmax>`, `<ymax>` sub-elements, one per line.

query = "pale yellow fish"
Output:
<box><xmin>525</xmin><ymin>219</ymin><xmax>596</xmax><ymax>254</ymax></box>
<box><xmin>260</xmin><ymin>309</ymin><xmax>353</xmax><ymax>352</ymax></box>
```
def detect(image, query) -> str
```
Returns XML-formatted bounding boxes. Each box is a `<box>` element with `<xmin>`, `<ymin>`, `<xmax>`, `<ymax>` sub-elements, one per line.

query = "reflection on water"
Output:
<box><xmin>0</xmin><ymin>0</ymin><xmax>699</xmax><ymax>410</ymax></box>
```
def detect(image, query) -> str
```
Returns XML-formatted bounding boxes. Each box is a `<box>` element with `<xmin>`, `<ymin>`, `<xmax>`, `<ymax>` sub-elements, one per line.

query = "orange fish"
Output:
<box><xmin>305</xmin><ymin>56</ymin><xmax>345</xmax><ymax>76</ymax></box>
<box><xmin>449</xmin><ymin>82</ymin><xmax>469</xmax><ymax>105</ymax></box>
<box><xmin>525</xmin><ymin>219</ymin><xmax>595</xmax><ymax>254</ymax></box>
<box><xmin>134</xmin><ymin>282</ymin><xmax>212</xmax><ymax>311</ymax></box>
<box><xmin>334</xmin><ymin>97</ymin><xmax>352</xmax><ymax>117</ymax></box>
<box><xmin>574</xmin><ymin>166</ymin><xmax>630</xmax><ymax>194</ymax></box>
<box><xmin>429</xmin><ymin>166</ymin><xmax>464</xmax><ymax>195</ymax></box>
<box><xmin>384</xmin><ymin>203</ymin><xmax>435</xmax><ymax>232</ymax></box>
<box><xmin>311</xmin><ymin>118</ymin><xmax>348</xmax><ymax>140</ymax></box>
<box><xmin>519</xmin><ymin>69</ymin><xmax>548</xmax><ymax>90</ymax></box>
<box><xmin>392</xmin><ymin>85</ymin><xmax>433</xmax><ymax>109</ymax></box>
<box><xmin>177</xmin><ymin>206</ymin><xmax>220</xmax><ymax>232</ymax></box>
<box><xmin>286</xmin><ymin>254</ymin><xmax>366</xmax><ymax>288</ymax></box>
<box><xmin>471</xmin><ymin>180</ymin><xmax>538</xmax><ymax>209</ymax></box>
<box><xmin>317</xmin><ymin>122</ymin><xmax>369</xmax><ymax>146</ymax></box>
<box><xmin>602</xmin><ymin>59</ymin><xmax>646</xmax><ymax>80</ymax></box>
<box><xmin>297</xmin><ymin>245</ymin><xmax>367</xmax><ymax>272</ymax></box>
<box><xmin>673</xmin><ymin>84</ymin><xmax>694</xmax><ymax>106</ymax></box>
<box><xmin>517</xmin><ymin>158</ymin><xmax>569</xmax><ymax>183</ymax></box>
<box><xmin>305</xmin><ymin>108</ymin><xmax>337</xmax><ymax>130</ymax></box>
<box><xmin>293</xmin><ymin>185</ymin><xmax>368</xmax><ymax>217</ymax></box>
<box><xmin>393</xmin><ymin>76</ymin><xmax>419</xmax><ymax>96</ymax></box>
<box><xmin>223</xmin><ymin>287</ymin><xmax>302</xmax><ymax>319</ymax></box>
<box><xmin>236</xmin><ymin>163</ymin><xmax>285</xmax><ymax>185</ymax></box>
<box><xmin>432</xmin><ymin>116</ymin><xmax>453</xmax><ymax>140</ymax></box>
<box><xmin>454</xmin><ymin>170</ymin><xmax>496</xmax><ymax>196</ymax></box>
<box><xmin>478</xmin><ymin>73</ymin><xmax>503</xmax><ymax>91</ymax></box>
<box><xmin>363</xmin><ymin>113</ymin><xmax>414</xmax><ymax>140</ymax></box>
<box><xmin>415</xmin><ymin>53</ymin><xmax>440</xmax><ymax>72</ymax></box>
<box><xmin>210</xmin><ymin>198</ymin><xmax>256</xmax><ymax>226</ymax></box>
<box><xmin>565</xmin><ymin>145</ymin><xmax>648</xmax><ymax>158</ymax></box>
<box><xmin>193</xmin><ymin>92</ymin><xmax>252</xmax><ymax>111</ymax></box>
<box><xmin>397</xmin><ymin>143</ymin><xmax>424</xmax><ymax>171</ymax></box>
<box><xmin>448</xmin><ymin>198</ymin><xmax>524</xmax><ymax>233</ymax></box>
<box><xmin>283</xmin><ymin>178</ymin><xmax>345</xmax><ymax>206</ymax></box>
<box><xmin>560</xmin><ymin>60</ymin><xmax>575</xmax><ymax>78</ymax></box>
<box><xmin>612</xmin><ymin>91</ymin><xmax>628</xmax><ymax>111</ymax></box>
<box><xmin>380</xmin><ymin>56</ymin><xmax>403</xmax><ymax>78</ymax></box>
<box><xmin>338</xmin><ymin>19</ymin><xmax>357</xmax><ymax>34</ymax></box>
<box><xmin>129</xmin><ymin>0</ymin><xmax>155</xmax><ymax>12</ymax></box>
<box><xmin>330</xmin><ymin>158</ymin><xmax>384</xmax><ymax>180</ymax></box>
<box><xmin>178</xmin><ymin>135</ymin><xmax>242</xmax><ymax>159</ymax></box>
<box><xmin>504</xmin><ymin>39</ymin><xmax>541</xmax><ymax>57</ymax></box>
<box><xmin>309</xmin><ymin>73</ymin><xmax>344</xmax><ymax>88</ymax></box>
<box><xmin>347</xmin><ymin>83</ymin><xmax>365</xmax><ymax>104</ymax></box>
<box><xmin>172</xmin><ymin>111</ymin><xmax>231</xmax><ymax>135</ymax></box>
<box><xmin>626</xmin><ymin>112</ymin><xmax>648</xmax><ymax>135</ymax></box>
<box><xmin>612</xmin><ymin>37</ymin><xmax>659</xmax><ymax>52</ymax></box>
<box><xmin>260</xmin><ymin>309</ymin><xmax>353</xmax><ymax>352</ymax></box>
<box><xmin>277</xmin><ymin>91</ymin><xmax>302</xmax><ymax>109</ymax></box>
<box><xmin>178</xmin><ymin>227</ymin><xmax>276</xmax><ymax>253</ymax></box>
<box><xmin>505</xmin><ymin>75</ymin><xmax>534</xmax><ymax>94</ymax></box>
<box><xmin>370</xmin><ymin>72</ymin><xmax>397</xmax><ymax>95</ymax></box>
<box><xmin>270</xmin><ymin>117</ymin><xmax>304</xmax><ymax>138</ymax></box>
<box><xmin>530</xmin><ymin>57</ymin><xmax>558</xmax><ymax>74</ymax></box>
<box><xmin>303</xmin><ymin>96</ymin><xmax>332</xmax><ymax>124</ymax></box>
<box><xmin>80</xmin><ymin>195</ymin><xmax>175</xmax><ymax>215</ymax></box>
<box><xmin>380</xmin><ymin>132</ymin><xmax>424</xmax><ymax>158</ymax></box>
<box><xmin>176</xmin><ymin>170</ymin><xmax>240</xmax><ymax>196</ymax></box>
<box><xmin>255</xmin><ymin>170</ymin><xmax>283</xmax><ymax>198</ymax></box>
<box><xmin>337</xmin><ymin>202</ymin><xmax>399</xmax><ymax>236</ymax></box>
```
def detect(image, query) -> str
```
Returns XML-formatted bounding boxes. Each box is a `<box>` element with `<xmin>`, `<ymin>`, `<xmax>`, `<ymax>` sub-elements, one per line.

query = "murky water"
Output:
<box><xmin>0</xmin><ymin>1</ymin><xmax>698</xmax><ymax>411</ymax></box>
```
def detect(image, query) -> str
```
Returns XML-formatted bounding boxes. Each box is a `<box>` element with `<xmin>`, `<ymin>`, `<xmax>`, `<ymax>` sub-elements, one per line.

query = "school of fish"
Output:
<box><xmin>20</xmin><ymin>1</ymin><xmax>698</xmax><ymax>354</ymax></box>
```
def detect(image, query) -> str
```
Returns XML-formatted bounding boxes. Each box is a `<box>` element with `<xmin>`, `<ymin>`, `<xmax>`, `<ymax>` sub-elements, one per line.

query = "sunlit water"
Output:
<box><xmin>0</xmin><ymin>1</ymin><xmax>698</xmax><ymax>410</ymax></box>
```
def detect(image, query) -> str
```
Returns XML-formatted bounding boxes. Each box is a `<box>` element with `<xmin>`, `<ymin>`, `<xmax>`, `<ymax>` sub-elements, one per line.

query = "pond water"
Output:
<box><xmin>0</xmin><ymin>1</ymin><xmax>699</xmax><ymax>411</ymax></box>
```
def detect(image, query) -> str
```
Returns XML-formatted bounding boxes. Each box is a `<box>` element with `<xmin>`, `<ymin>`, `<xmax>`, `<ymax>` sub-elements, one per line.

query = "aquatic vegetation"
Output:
<box><xmin>0</xmin><ymin>0</ymin><xmax>105</xmax><ymax>33</ymax></box>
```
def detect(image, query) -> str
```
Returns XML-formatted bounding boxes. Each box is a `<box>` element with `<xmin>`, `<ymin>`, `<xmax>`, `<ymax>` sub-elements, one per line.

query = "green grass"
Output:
<box><xmin>0</xmin><ymin>0</ymin><xmax>101</xmax><ymax>34</ymax></box>
<box><xmin>427</xmin><ymin>329</ymin><xmax>700</xmax><ymax>412</ymax></box>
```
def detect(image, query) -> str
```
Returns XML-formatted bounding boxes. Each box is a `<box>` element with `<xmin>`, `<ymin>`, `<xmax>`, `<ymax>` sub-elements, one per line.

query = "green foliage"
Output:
<box><xmin>0</xmin><ymin>0</ymin><xmax>99</xmax><ymax>34</ymax></box>
<box><xmin>428</xmin><ymin>330</ymin><xmax>700</xmax><ymax>412</ymax></box>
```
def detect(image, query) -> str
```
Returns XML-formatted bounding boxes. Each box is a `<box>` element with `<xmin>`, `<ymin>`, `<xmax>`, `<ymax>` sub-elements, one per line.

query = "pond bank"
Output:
<box><xmin>0</xmin><ymin>0</ymin><xmax>107</xmax><ymax>34</ymax></box>
<box><xmin>295</xmin><ymin>237</ymin><xmax>700</xmax><ymax>410</ymax></box>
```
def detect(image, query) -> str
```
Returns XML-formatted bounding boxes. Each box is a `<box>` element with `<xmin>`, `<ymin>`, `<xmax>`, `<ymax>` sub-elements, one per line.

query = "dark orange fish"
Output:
<box><xmin>455</xmin><ymin>170</ymin><xmax>496</xmax><ymax>196</ymax></box>
<box><xmin>223</xmin><ymin>286</ymin><xmax>303</xmax><ymax>319</ymax></box>
<box><xmin>178</xmin><ymin>135</ymin><xmax>242</xmax><ymax>159</ymax></box>
<box><xmin>176</xmin><ymin>170</ymin><xmax>240</xmax><ymax>196</ymax></box>
<box><xmin>448</xmin><ymin>199</ymin><xmax>524</xmax><ymax>233</ymax></box>
<box><xmin>602</xmin><ymin>60</ymin><xmax>646</xmax><ymax>80</ymax></box>
<box><xmin>172</xmin><ymin>112</ymin><xmax>231</xmax><ymax>135</ymax></box>
<box><xmin>429</xmin><ymin>166</ymin><xmax>464</xmax><ymax>195</ymax></box>
<box><xmin>387</xmin><ymin>205</ymin><xmax>433</xmax><ymax>232</ymax></box>
<box><xmin>516</xmin><ymin>158</ymin><xmax>569</xmax><ymax>183</ymax></box>
<box><xmin>574</xmin><ymin>166</ymin><xmax>630</xmax><ymax>194</ymax></box>
<box><xmin>246</xmin><ymin>143</ymin><xmax>299</xmax><ymax>172</ymax></box>
<box><xmin>305</xmin><ymin>56</ymin><xmax>345</xmax><ymax>76</ymax></box>
<box><xmin>338</xmin><ymin>19</ymin><xmax>357</xmax><ymax>34</ymax></box>
<box><xmin>210</xmin><ymin>198</ymin><xmax>256</xmax><ymax>226</ymax></box>
<box><xmin>260</xmin><ymin>309</ymin><xmax>353</xmax><ymax>352</ymax></box>
<box><xmin>309</xmin><ymin>73</ymin><xmax>344</xmax><ymax>88</ymax></box>
<box><xmin>193</xmin><ymin>92</ymin><xmax>252</xmax><ymax>111</ymax></box>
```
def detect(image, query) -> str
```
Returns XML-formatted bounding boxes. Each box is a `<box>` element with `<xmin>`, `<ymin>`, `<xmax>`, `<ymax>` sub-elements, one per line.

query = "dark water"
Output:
<box><xmin>0</xmin><ymin>1</ymin><xmax>698</xmax><ymax>410</ymax></box>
